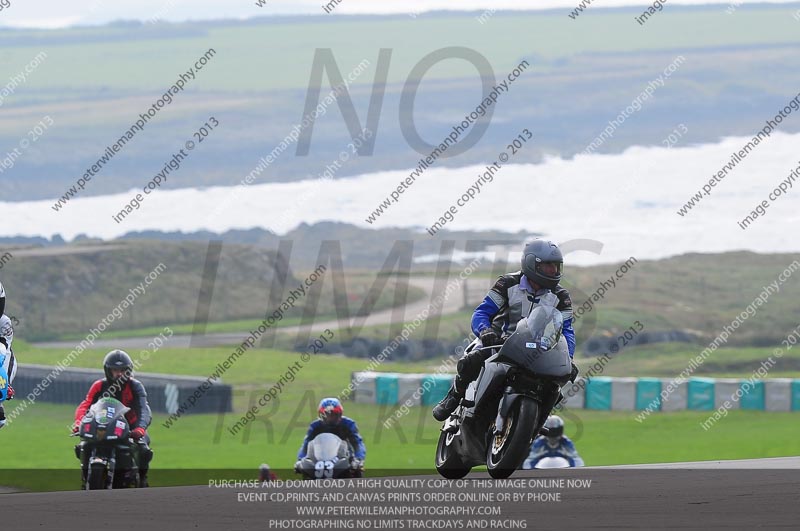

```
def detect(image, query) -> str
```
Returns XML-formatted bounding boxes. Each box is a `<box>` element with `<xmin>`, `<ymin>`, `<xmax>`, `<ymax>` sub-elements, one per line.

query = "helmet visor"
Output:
<box><xmin>536</xmin><ymin>261</ymin><xmax>563</xmax><ymax>280</ymax></box>
<box><xmin>319</xmin><ymin>405</ymin><xmax>343</xmax><ymax>425</ymax></box>
<box><xmin>106</xmin><ymin>366</ymin><xmax>132</xmax><ymax>381</ymax></box>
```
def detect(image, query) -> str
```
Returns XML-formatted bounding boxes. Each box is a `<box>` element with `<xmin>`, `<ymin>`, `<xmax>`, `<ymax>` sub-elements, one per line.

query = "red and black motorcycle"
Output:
<box><xmin>73</xmin><ymin>397</ymin><xmax>144</xmax><ymax>489</ymax></box>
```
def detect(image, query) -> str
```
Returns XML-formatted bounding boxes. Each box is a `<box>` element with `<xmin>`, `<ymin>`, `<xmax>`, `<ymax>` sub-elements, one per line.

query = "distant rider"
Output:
<box><xmin>523</xmin><ymin>415</ymin><xmax>584</xmax><ymax>468</ymax></box>
<box><xmin>0</xmin><ymin>313</ymin><xmax>17</xmax><ymax>404</ymax></box>
<box><xmin>73</xmin><ymin>350</ymin><xmax>154</xmax><ymax>487</ymax></box>
<box><xmin>433</xmin><ymin>239</ymin><xmax>578</xmax><ymax>421</ymax></box>
<box><xmin>0</xmin><ymin>340</ymin><xmax>12</xmax><ymax>429</ymax></box>
<box><xmin>0</xmin><ymin>280</ymin><xmax>17</xmax><ymax>424</ymax></box>
<box><xmin>259</xmin><ymin>463</ymin><xmax>279</xmax><ymax>482</ymax></box>
<box><xmin>295</xmin><ymin>398</ymin><xmax>366</xmax><ymax>475</ymax></box>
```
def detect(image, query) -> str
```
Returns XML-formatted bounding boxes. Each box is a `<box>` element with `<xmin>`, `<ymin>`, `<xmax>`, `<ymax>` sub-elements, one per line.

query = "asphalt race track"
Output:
<box><xmin>2</xmin><ymin>459</ymin><xmax>799</xmax><ymax>530</ymax></box>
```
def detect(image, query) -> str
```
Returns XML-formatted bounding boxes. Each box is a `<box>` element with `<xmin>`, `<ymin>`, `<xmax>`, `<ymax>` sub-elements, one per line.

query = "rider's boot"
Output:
<box><xmin>137</xmin><ymin>442</ymin><xmax>153</xmax><ymax>487</ymax></box>
<box><xmin>432</xmin><ymin>380</ymin><xmax>466</xmax><ymax>421</ymax></box>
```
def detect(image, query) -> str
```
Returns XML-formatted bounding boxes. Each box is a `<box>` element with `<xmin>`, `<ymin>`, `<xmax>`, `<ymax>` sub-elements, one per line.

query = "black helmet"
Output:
<box><xmin>103</xmin><ymin>349</ymin><xmax>134</xmax><ymax>383</ymax></box>
<box><xmin>521</xmin><ymin>239</ymin><xmax>563</xmax><ymax>290</ymax></box>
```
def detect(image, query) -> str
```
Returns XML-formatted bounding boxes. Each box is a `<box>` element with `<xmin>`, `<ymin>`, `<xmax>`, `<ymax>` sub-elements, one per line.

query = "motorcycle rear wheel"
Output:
<box><xmin>486</xmin><ymin>397</ymin><xmax>540</xmax><ymax>479</ymax></box>
<box><xmin>435</xmin><ymin>430</ymin><xmax>470</xmax><ymax>479</ymax></box>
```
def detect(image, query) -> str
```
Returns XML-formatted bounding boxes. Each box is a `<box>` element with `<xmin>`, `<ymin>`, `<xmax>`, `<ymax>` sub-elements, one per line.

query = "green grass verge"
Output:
<box><xmin>16</xmin><ymin>340</ymin><xmax>800</xmax><ymax>390</ymax></box>
<box><xmin>1</xmin><ymin>402</ymin><xmax>797</xmax><ymax>492</ymax></box>
<box><xmin>5</xmin><ymin>343</ymin><xmax>800</xmax><ymax>492</ymax></box>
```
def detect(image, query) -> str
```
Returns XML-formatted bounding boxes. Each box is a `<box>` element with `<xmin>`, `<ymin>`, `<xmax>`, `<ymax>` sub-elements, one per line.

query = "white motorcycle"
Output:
<box><xmin>296</xmin><ymin>433</ymin><xmax>362</xmax><ymax>479</ymax></box>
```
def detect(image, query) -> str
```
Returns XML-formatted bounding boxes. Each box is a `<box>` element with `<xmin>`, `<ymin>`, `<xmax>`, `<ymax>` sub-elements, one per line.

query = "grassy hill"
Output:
<box><xmin>5</xmin><ymin>238</ymin><xmax>799</xmax><ymax>352</ymax></box>
<box><xmin>563</xmin><ymin>252</ymin><xmax>800</xmax><ymax>349</ymax></box>
<box><xmin>0</xmin><ymin>240</ymin><xmax>424</xmax><ymax>341</ymax></box>
<box><xmin>315</xmin><ymin>250</ymin><xmax>800</xmax><ymax>355</ymax></box>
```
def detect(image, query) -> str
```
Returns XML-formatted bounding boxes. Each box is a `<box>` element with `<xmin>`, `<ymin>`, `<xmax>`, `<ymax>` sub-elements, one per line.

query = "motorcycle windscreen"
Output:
<box><xmin>535</xmin><ymin>456</ymin><xmax>571</xmax><ymax>469</ymax></box>
<box><xmin>308</xmin><ymin>433</ymin><xmax>348</xmax><ymax>462</ymax></box>
<box><xmin>88</xmin><ymin>397</ymin><xmax>130</xmax><ymax>426</ymax></box>
<box><xmin>497</xmin><ymin>305</ymin><xmax>571</xmax><ymax>377</ymax></box>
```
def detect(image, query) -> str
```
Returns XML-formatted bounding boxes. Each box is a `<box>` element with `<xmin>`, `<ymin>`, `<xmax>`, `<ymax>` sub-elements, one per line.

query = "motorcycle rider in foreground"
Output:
<box><xmin>433</xmin><ymin>239</ymin><xmax>578</xmax><ymax>422</ymax></box>
<box><xmin>73</xmin><ymin>350</ymin><xmax>154</xmax><ymax>487</ymax></box>
<box><xmin>295</xmin><ymin>397</ymin><xmax>366</xmax><ymax>475</ymax></box>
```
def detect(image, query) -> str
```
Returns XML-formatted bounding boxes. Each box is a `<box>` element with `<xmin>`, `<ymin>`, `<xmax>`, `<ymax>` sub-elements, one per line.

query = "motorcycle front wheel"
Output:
<box><xmin>87</xmin><ymin>463</ymin><xmax>109</xmax><ymax>490</ymax></box>
<box><xmin>486</xmin><ymin>397</ymin><xmax>540</xmax><ymax>479</ymax></box>
<box><xmin>435</xmin><ymin>430</ymin><xmax>470</xmax><ymax>479</ymax></box>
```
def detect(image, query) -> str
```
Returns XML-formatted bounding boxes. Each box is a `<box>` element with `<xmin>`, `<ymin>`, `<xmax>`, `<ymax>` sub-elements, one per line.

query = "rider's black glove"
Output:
<box><xmin>480</xmin><ymin>328</ymin><xmax>501</xmax><ymax>347</ymax></box>
<box><xmin>570</xmin><ymin>362</ymin><xmax>579</xmax><ymax>383</ymax></box>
